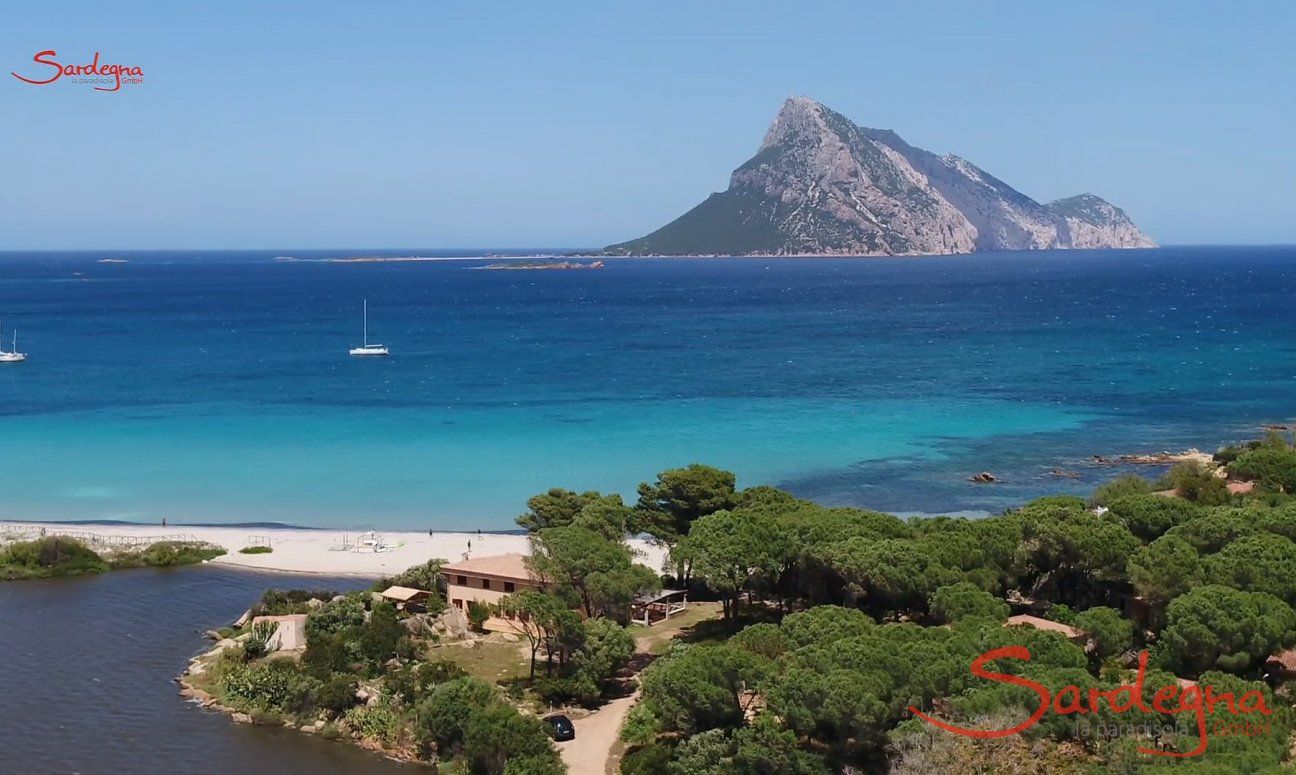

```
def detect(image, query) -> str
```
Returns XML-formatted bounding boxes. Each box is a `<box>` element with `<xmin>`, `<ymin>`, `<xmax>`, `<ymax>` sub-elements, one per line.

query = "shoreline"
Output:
<box><xmin>0</xmin><ymin>520</ymin><xmax>667</xmax><ymax>578</ymax></box>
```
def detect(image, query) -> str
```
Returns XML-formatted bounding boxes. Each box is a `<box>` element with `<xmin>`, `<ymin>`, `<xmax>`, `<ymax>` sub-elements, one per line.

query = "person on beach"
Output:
<box><xmin>162</xmin><ymin>517</ymin><xmax>167</xmax><ymax>528</ymax></box>
<box><xmin>467</xmin><ymin>539</ymin><xmax>472</xmax><ymax>553</ymax></box>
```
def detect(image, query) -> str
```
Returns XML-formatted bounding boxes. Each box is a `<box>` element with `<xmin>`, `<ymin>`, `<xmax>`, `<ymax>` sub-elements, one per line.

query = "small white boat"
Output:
<box><xmin>349</xmin><ymin>299</ymin><xmax>389</xmax><ymax>357</ymax></box>
<box><xmin>0</xmin><ymin>324</ymin><xmax>26</xmax><ymax>363</ymax></box>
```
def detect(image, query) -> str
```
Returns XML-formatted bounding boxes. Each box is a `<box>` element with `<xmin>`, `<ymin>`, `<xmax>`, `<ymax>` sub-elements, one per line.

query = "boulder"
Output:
<box><xmin>498</xmin><ymin>632</ymin><xmax>519</xmax><ymax>643</ymax></box>
<box><xmin>306</xmin><ymin>598</ymin><xmax>325</xmax><ymax>610</ymax></box>
<box><xmin>233</xmin><ymin>609</ymin><xmax>252</xmax><ymax>628</ymax></box>
<box><xmin>439</xmin><ymin>606</ymin><xmax>470</xmax><ymax>640</ymax></box>
<box><xmin>232</xmin><ymin>713</ymin><xmax>253</xmax><ymax>724</ymax></box>
<box><xmin>970</xmin><ymin>472</ymin><xmax>998</xmax><ymax>483</ymax></box>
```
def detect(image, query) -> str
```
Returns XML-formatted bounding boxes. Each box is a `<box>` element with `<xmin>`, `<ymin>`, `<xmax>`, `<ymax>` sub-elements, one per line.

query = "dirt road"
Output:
<box><xmin>558</xmin><ymin>690</ymin><xmax>640</xmax><ymax>774</ymax></box>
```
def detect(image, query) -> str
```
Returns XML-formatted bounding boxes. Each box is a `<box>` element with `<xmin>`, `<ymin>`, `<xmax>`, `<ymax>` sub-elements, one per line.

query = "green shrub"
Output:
<box><xmin>1166</xmin><ymin>461</ymin><xmax>1231</xmax><ymax>505</ymax></box>
<box><xmin>929</xmin><ymin>582</ymin><xmax>1009</xmax><ymax>624</ymax></box>
<box><xmin>0</xmin><ymin>537</ymin><xmax>108</xmax><ymax>579</ymax></box>
<box><xmin>302</xmin><ymin>632</ymin><xmax>354</xmax><ymax>678</ymax></box>
<box><xmin>462</xmin><ymin>704</ymin><xmax>561</xmax><ymax>774</ymax></box>
<box><xmin>220</xmin><ymin>660</ymin><xmax>299</xmax><ymax>709</ymax></box>
<box><xmin>239</xmin><ymin>545</ymin><xmax>273</xmax><ymax>554</ymax></box>
<box><xmin>111</xmin><ymin>541</ymin><xmax>225</xmax><ymax>569</ymax></box>
<box><xmin>305</xmin><ymin>595</ymin><xmax>366</xmax><ymax>639</ymax></box>
<box><xmin>1232</xmin><ymin>447</ymin><xmax>1296</xmax><ymax>493</ymax></box>
<box><xmin>343</xmin><ymin>702</ymin><xmax>408</xmax><ymax>748</ymax></box>
<box><xmin>1090</xmin><ymin>474</ymin><xmax>1154</xmax><ymax>507</ymax></box>
<box><xmin>254</xmin><ymin>588</ymin><xmax>341</xmax><ymax>616</ymax></box>
<box><xmin>414</xmin><ymin>677</ymin><xmax>498</xmax><ymax>754</ymax></box>
<box><xmin>467</xmin><ymin>601</ymin><xmax>491</xmax><ymax>632</ymax></box>
<box><xmin>620</xmin><ymin>742</ymin><xmax>673</xmax><ymax>775</ymax></box>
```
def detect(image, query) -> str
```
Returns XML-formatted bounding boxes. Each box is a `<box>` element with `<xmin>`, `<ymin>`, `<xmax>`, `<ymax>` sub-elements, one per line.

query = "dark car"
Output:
<box><xmin>543</xmin><ymin>714</ymin><xmax>575</xmax><ymax>742</ymax></box>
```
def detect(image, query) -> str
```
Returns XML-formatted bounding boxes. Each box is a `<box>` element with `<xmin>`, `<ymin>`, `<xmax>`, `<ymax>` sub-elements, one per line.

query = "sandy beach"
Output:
<box><xmin>0</xmin><ymin>521</ymin><xmax>669</xmax><ymax>578</ymax></box>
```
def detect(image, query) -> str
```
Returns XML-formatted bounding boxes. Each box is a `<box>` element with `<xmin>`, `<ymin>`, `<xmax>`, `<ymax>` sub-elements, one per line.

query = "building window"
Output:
<box><xmin>456</xmin><ymin>575</ymin><xmax>467</xmax><ymax>586</ymax></box>
<box><xmin>452</xmin><ymin>599</ymin><xmax>463</xmax><ymax>610</ymax></box>
<box><xmin>504</xmin><ymin>582</ymin><xmax>515</xmax><ymax>593</ymax></box>
<box><xmin>481</xmin><ymin>578</ymin><xmax>491</xmax><ymax>590</ymax></box>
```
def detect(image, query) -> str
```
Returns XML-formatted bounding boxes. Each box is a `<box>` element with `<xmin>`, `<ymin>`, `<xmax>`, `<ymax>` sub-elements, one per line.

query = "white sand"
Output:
<box><xmin>0</xmin><ymin>521</ymin><xmax>668</xmax><ymax>578</ymax></box>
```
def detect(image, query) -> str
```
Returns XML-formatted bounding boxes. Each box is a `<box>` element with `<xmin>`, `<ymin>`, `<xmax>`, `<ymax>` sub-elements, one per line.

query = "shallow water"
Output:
<box><xmin>0</xmin><ymin>566</ymin><xmax>407</xmax><ymax>774</ymax></box>
<box><xmin>0</xmin><ymin>247</ymin><xmax>1292</xmax><ymax>526</ymax></box>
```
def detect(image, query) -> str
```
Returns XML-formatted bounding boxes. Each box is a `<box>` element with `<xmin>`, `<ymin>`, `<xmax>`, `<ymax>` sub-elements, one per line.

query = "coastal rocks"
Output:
<box><xmin>970</xmin><ymin>472</ymin><xmax>998</xmax><ymax>483</ymax></box>
<box><xmin>233</xmin><ymin>609</ymin><xmax>251</xmax><ymax>628</ymax></box>
<box><xmin>231</xmin><ymin>712</ymin><xmax>253</xmax><ymax>724</ymax></box>
<box><xmin>1092</xmin><ymin>449</ymin><xmax>1213</xmax><ymax>466</ymax></box>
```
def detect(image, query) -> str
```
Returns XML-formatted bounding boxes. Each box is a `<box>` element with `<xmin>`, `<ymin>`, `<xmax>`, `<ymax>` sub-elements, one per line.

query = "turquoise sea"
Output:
<box><xmin>0</xmin><ymin>247</ymin><xmax>1291</xmax><ymax>528</ymax></box>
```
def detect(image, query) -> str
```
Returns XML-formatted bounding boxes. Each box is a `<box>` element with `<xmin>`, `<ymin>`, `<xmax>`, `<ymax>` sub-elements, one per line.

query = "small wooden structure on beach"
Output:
<box><xmin>632</xmin><ymin>589</ymin><xmax>688</xmax><ymax>626</ymax></box>
<box><xmin>379</xmin><ymin>585</ymin><xmax>434</xmax><ymax>611</ymax></box>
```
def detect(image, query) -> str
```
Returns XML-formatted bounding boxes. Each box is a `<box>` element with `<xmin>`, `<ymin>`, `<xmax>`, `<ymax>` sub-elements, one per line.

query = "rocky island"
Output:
<box><xmin>604</xmin><ymin>97</ymin><xmax>1156</xmax><ymax>257</ymax></box>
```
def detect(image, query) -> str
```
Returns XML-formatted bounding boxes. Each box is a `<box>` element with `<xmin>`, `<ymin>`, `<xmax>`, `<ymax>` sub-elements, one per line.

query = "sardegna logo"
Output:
<box><xmin>11</xmin><ymin>49</ymin><xmax>143</xmax><ymax>92</ymax></box>
<box><xmin>910</xmin><ymin>646</ymin><xmax>1272</xmax><ymax>758</ymax></box>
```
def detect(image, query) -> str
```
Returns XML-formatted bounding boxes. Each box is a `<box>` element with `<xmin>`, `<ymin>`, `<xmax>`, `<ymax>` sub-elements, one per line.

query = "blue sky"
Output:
<box><xmin>1</xmin><ymin>1</ymin><xmax>1292</xmax><ymax>249</ymax></box>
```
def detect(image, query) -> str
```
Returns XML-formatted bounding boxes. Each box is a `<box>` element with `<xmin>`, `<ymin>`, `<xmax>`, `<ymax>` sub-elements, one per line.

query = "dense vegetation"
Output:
<box><xmin>580</xmin><ymin>438</ymin><xmax>1295</xmax><ymax>773</ymax></box>
<box><xmin>0</xmin><ymin>536</ymin><xmax>224</xmax><ymax>580</ymax></box>
<box><xmin>194</xmin><ymin>433</ymin><xmax>1296</xmax><ymax>772</ymax></box>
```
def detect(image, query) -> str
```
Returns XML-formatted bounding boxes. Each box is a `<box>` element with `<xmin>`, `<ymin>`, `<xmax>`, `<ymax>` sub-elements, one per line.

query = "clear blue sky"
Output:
<box><xmin>2</xmin><ymin>1</ymin><xmax>1292</xmax><ymax>249</ymax></box>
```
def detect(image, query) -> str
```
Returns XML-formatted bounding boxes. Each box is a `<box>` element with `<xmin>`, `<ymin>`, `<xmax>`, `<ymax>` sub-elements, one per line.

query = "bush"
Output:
<box><xmin>467</xmin><ymin>601</ymin><xmax>491</xmax><ymax>632</ymax></box>
<box><xmin>343</xmin><ymin>702</ymin><xmax>409</xmax><ymax>748</ymax></box>
<box><xmin>305</xmin><ymin>595</ymin><xmax>366</xmax><ymax>639</ymax></box>
<box><xmin>111</xmin><ymin>541</ymin><xmax>225</xmax><ymax>569</ymax></box>
<box><xmin>221</xmin><ymin>660</ymin><xmax>299</xmax><ymax>709</ymax></box>
<box><xmin>1090</xmin><ymin>475</ymin><xmax>1154</xmax><ymax>507</ymax></box>
<box><xmin>1107</xmin><ymin>494</ymin><xmax>1202</xmax><ymax>541</ymax></box>
<box><xmin>1232</xmin><ymin>447</ymin><xmax>1296</xmax><ymax>493</ymax></box>
<box><xmin>621</xmin><ymin>742</ymin><xmax>674</xmax><ymax>775</ymax></box>
<box><xmin>0</xmin><ymin>537</ymin><xmax>108</xmax><ymax>579</ymax></box>
<box><xmin>239</xmin><ymin>545</ymin><xmax>273</xmax><ymax>554</ymax></box>
<box><xmin>929</xmin><ymin>582</ymin><xmax>1009</xmax><ymax>624</ymax></box>
<box><xmin>1166</xmin><ymin>461</ymin><xmax>1230</xmax><ymax>505</ymax></box>
<box><xmin>414</xmin><ymin>677</ymin><xmax>498</xmax><ymax>754</ymax></box>
<box><xmin>254</xmin><ymin>588</ymin><xmax>341</xmax><ymax>616</ymax></box>
<box><xmin>462</xmin><ymin>704</ymin><xmax>561</xmax><ymax>774</ymax></box>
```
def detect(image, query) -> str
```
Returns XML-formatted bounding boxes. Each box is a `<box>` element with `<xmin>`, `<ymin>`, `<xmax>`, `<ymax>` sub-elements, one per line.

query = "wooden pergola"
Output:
<box><xmin>632</xmin><ymin>589</ymin><xmax>688</xmax><ymax>626</ymax></box>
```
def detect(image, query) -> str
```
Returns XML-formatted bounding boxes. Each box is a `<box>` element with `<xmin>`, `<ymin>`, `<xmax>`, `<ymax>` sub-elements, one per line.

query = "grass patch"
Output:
<box><xmin>239</xmin><ymin>545</ymin><xmax>274</xmax><ymax>554</ymax></box>
<box><xmin>425</xmin><ymin>639</ymin><xmax>530</xmax><ymax>684</ymax></box>
<box><xmin>633</xmin><ymin>602</ymin><xmax>725</xmax><ymax>655</ymax></box>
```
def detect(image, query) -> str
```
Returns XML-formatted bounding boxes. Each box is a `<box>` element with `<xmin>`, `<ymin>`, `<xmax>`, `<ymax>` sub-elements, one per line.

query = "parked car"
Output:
<box><xmin>543</xmin><ymin>714</ymin><xmax>575</xmax><ymax>741</ymax></box>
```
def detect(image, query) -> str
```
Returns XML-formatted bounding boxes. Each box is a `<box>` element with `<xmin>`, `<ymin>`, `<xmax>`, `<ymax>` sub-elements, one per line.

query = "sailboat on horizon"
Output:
<box><xmin>349</xmin><ymin>299</ymin><xmax>390</xmax><ymax>357</ymax></box>
<box><xmin>0</xmin><ymin>321</ymin><xmax>27</xmax><ymax>363</ymax></box>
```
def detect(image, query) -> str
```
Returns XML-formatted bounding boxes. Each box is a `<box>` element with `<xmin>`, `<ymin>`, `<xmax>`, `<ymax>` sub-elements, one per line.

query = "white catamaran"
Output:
<box><xmin>349</xmin><ymin>299</ymin><xmax>389</xmax><ymax>357</ymax></box>
<box><xmin>0</xmin><ymin>322</ymin><xmax>26</xmax><ymax>363</ymax></box>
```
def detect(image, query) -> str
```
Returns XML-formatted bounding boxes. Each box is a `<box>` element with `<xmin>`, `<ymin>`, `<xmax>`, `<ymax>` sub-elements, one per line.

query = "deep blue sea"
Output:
<box><xmin>0</xmin><ymin>247</ymin><xmax>1291</xmax><ymax>529</ymax></box>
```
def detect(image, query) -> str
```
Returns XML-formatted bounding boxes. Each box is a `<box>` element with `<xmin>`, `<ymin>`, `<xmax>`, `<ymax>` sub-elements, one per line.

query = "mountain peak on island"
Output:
<box><xmin>605</xmin><ymin>98</ymin><xmax>1156</xmax><ymax>257</ymax></box>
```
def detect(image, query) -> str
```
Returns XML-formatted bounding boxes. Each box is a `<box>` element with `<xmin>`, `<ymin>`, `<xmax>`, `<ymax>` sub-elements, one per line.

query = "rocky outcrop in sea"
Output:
<box><xmin>605</xmin><ymin>97</ymin><xmax>1156</xmax><ymax>257</ymax></box>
